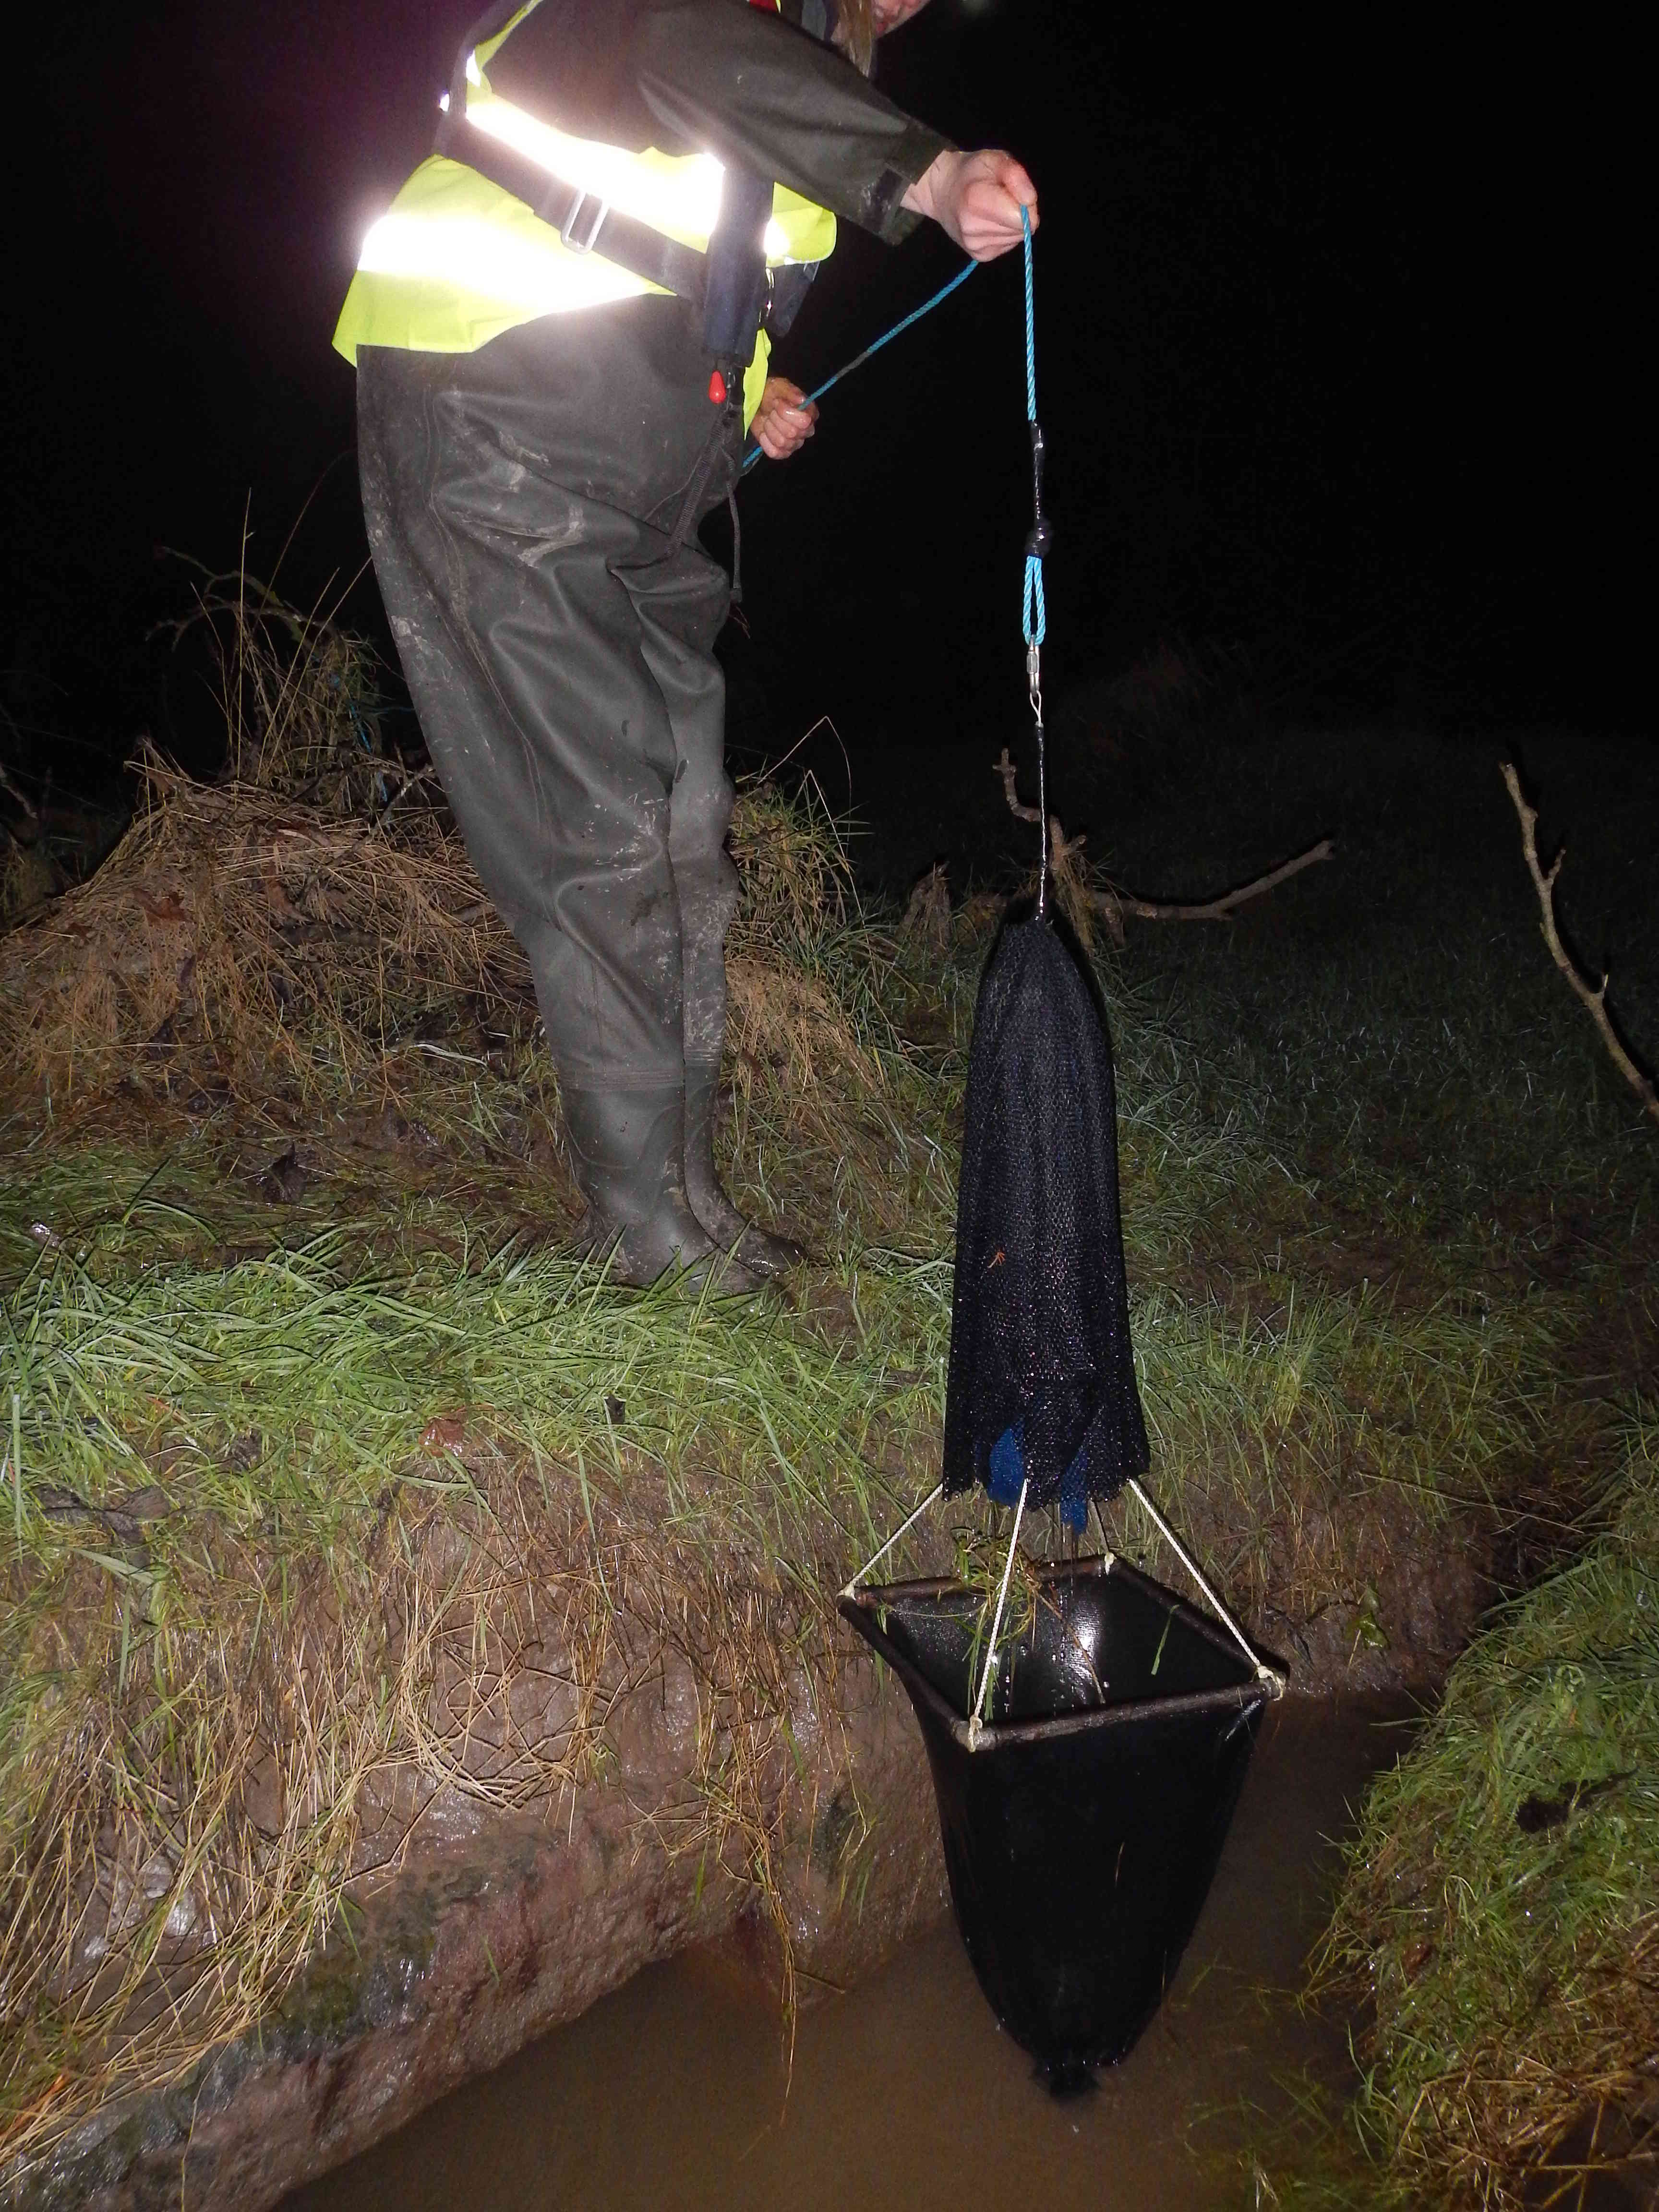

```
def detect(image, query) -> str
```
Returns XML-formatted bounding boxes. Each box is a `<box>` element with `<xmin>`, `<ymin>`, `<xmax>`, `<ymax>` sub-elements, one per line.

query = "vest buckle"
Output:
<box><xmin>560</xmin><ymin>190</ymin><xmax>609</xmax><ymax>254</ymax></box>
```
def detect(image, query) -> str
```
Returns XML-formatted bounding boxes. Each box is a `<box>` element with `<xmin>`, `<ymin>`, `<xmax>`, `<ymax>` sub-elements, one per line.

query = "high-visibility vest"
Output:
<box><xmin>333</xmin><ymin>1</ymin><xmax>837</xmax><ymax>430</ymax></box>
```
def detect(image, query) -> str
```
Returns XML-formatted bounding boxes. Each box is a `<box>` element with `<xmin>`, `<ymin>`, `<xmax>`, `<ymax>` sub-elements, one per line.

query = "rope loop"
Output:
<box><xmin>1019</xmin><ymin>206</ymin><xmax>1046</xmax><ymax>649</ymax></box>
<box><xmin>1022</xmin><ymin>204</ymin><xmax>1038</xmax><ymax>422</ymax></box>
<box><xmin>1023</xmin><ymin>551</ymin><xmax>1046</xmax><ymax>649</ymax></box>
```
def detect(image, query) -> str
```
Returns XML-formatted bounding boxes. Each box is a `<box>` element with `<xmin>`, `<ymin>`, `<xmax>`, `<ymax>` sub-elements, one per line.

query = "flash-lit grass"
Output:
<box><xmin>1130</xmin><ymin>1283</ymin><xmax>1566</xmax><ymax>1620</ymax></box>
<box><xmin>0</xmin><ymin>753</ymin><xmax>970</xmax><ymax>2160</ymax></box>
<box><xmin>1308</xmin><ymin>1407</ymin><xmax>1659</xmax><ymax>2208</ymax></box>
<box><xmin>0</xmin><ymin>943</ymin><xmax>1573</xmax><ymax>2168</ymax></box>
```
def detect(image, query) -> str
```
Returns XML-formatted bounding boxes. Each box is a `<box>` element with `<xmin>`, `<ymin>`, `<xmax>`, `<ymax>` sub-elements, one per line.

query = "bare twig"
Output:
<box><xmin>1111</xmin><ymin>838</ymin><xmax>1334</xmax><ymax>923</ymax></box>
<box><xmin>991</xmin><ymin>750</ymin><xmax>1333</xmax><ymax>928</ymax></box>
<box><xmin>993</xmin><ymin>747</ymin><xmax>1041</xmax><ymax>825</ymax></box>
<box><xmin>1500</xmin><ymin>760</ymin><xmax>1659</xmax><ymax>1126</ymax></box>
<box><xmin>374</xmin><ymin>763</ymin><xmax>441</xmax><ymax>832</ymax></box>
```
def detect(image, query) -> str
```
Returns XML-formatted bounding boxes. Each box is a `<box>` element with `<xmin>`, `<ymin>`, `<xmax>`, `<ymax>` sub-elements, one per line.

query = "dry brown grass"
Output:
<box><xmin>0</xmin><ymin>747</ymin><xmax>529</xmax><ymax>1100</ymax></box>
<box><xmin>156</xmin><ymin>550</ymin><xmax>392</xmax><ymax>811</ymax></box>
<box><xmin>0</xmin><ymin>754</ymin><xmax>898</xmax><ymax>1147</ymax></box>
<box><xmin>0</xmin><ymin>835</ymin><xmax>58</xmax><ymax>932</ymax></box>
<box><xmin>1</xmin><ymin>559</ymin><xmax>892</xmax><ymax>1125</ymax></box>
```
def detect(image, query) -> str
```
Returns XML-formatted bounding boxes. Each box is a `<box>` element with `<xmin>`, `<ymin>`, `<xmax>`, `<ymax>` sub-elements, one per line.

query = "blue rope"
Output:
<box><xmin>740</xmin><ymin>258</ymin><xmax>977</xmax><ymax>472</ymax></box>
<box><xmin>1020</xmin><ymin>206</ymin><xmax>1045</xmax><ymax>649</ymax></box>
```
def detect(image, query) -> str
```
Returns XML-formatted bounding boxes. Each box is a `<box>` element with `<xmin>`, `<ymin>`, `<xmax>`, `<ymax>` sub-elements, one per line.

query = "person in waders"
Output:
<box><xmin>335</xmin><ymin>0</ymin><xmax>1037</xmax><ymax>1288</ymax></box>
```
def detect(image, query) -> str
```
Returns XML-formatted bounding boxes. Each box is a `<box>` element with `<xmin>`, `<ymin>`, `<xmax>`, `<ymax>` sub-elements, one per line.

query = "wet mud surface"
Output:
<box><xmin>287</xmin><ymin>1693</ymin><xmax>1413</xmax><ymax>2212</ymax></box>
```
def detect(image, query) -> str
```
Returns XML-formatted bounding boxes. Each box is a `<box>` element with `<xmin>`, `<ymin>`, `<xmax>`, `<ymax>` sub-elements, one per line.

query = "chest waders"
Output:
<box><xmin>349</xmin><ymin>0</ymin><xmax>950</xmax><ymax>1287</ymax></box>
<box><xmin>359</xmin><ymin>302</ymin><xmax>781</xmax><ymax>1288</ymax></box>
<box><xmin>357</xmin><ymin>36</ymin><xmax>804</xmax><ymax>1285</ymax></box>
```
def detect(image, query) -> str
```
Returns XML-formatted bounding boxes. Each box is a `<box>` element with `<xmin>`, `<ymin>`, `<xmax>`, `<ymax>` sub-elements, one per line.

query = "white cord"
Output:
<box><xmin>970</xmin><ymin>1479</ymin><xmax>1029</xmax><ymax>1741</ymax></box>
<box><xmin>840</xmin><ymin>1482</ymin><xmax>944</xmax><ymax>1598</ymax></box>
<box><xmin>1127</xmin><ymin>1476</ymin><xmax>1282</xmax><ymax>1690</ymax></box>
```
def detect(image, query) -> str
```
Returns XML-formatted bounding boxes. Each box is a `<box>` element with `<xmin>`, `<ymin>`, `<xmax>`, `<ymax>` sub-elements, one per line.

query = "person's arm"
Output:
<box><xmin>627</xmin><ymin>0</ymin><xmax>951</xmax><ymax>241</ymax></box>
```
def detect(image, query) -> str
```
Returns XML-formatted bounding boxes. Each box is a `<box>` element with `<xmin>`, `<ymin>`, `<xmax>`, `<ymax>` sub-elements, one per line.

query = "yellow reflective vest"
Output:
<box><xmin>333</xmin><ymin>2</ymin><xmax>837</xmax><ymax>430</ymax></box>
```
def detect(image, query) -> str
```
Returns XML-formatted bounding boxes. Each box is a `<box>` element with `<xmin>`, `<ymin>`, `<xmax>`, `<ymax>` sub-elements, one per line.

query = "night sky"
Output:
<box><xmin>3</xmin><ymin>1</ymin><xmax>1647</xmax><ymax>793</ymax></box>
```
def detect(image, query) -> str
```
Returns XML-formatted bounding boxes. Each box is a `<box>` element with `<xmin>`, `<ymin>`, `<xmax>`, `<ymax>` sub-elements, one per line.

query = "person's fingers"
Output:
<box><xmin>752</xmin><ymin>379</ymin><xmax>819</xmax><ymax>456</ymax></box>
<box><xmin>962</xmin><ymin>192</ymin><xmax>1026</xmax><ymax>260</ymax></box>
<box><xmin>754</xmin><ymin>404</ymin><xmax>816</xmax><ymax>460</ymax></box>
<box><xmin>953</xmin><ymin>151</ymin><xmax>1040</xmax><ymax>261</ymax></box>
<box><xmin>999</xmin><ymin>154</ymin><xmax>1039</xmax><ymax>220</ymax></box>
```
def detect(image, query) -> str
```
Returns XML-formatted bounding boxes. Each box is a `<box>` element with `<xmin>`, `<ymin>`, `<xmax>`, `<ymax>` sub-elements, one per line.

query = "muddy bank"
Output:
<box><xmin>6</xmin><ymin>1541</ymin><xmax>1478</xmax><ymax>2212</ymax></box>
<box><xmin>291</xmin><ymin>1694</ymin><xmax>1418</xmax><ymax>2212</ymax></box>
<box><xmin>6</xmin><ymin>1636</ymin><xmax>943</xmax><ymax>2212</ymax></box>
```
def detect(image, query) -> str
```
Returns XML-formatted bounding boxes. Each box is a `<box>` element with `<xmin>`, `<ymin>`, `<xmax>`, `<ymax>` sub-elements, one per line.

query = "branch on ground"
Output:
<box><xmin>1109</xmin><ymin>838</ymin><xmax>1334</xmax><ymax>924</ymax></box>
<box><xmin>1500</xmin><ymin>760</ymin><xmax>1659</xmax><ymax>1127</ymax></box>
<box><xmin>992</xmin><ymin>749</ymin><xmax>1334</xmax><ymax>945</ymax></box>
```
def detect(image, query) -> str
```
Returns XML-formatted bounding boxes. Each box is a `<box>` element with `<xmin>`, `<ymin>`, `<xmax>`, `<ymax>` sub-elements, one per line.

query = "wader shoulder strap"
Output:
<box><xmin>433</xmin><ymin>109</ymin><xmax>710</xmax><ymax>308</ymax></box>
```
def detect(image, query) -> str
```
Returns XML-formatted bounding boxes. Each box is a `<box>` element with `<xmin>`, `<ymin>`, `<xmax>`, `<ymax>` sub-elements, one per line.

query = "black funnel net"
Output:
<box><xmin>840</xmin><ymin>1561</ymin><xmax>1271</xmax><ymax>2083</ymax></box>
<box><xmin>943</xmin><ymin>914</ymin><xmax>1149</xmax><ymax>1526</ymax></box>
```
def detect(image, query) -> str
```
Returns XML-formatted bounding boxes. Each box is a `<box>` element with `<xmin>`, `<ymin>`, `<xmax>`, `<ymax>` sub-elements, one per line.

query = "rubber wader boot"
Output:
<box><xmin>562</xmin><ymin>1087</ymin><xmax>761</xmax><ymax>1293</ymax></box>
<box><xmin>682</xmin><ymin>1062</ymin><xmax>809</xmax><ymax>1279</ymax></box>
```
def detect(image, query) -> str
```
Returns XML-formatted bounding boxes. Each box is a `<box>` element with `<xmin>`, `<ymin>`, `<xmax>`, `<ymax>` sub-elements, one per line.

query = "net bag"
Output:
<box><xmin>943</xmin><ymin>912</ymin><xmax>1149</xmax><ymax>1527</ymax></box>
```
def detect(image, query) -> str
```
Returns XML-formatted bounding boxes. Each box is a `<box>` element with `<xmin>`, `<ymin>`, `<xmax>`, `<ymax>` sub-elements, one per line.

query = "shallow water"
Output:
<box><xmin>287</xmin><ymin>1695</ymin><xmax>1411</xmax><ymax>2212</ymax></box>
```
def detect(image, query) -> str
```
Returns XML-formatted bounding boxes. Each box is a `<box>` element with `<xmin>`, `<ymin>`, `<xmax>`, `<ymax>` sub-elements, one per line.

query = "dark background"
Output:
<box><xmin>2</xmin><ymin>0</ymin><xmax>1647</xmax><ymax>842</ymax></box>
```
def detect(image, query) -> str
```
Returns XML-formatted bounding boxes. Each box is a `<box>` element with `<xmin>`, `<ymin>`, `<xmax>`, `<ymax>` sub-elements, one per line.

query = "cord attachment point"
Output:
<box><xmin>1025</xmin><ymin>418</ymin><xmax>1051</xmax><ymax>558</ymax></box>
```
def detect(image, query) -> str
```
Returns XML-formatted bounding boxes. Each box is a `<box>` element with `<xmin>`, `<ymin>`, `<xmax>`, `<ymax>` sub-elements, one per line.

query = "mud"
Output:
<box><xmin>5</xmin><ymin>1645</ymin><xmax>943</xmax><ymax>2212</ymax></box>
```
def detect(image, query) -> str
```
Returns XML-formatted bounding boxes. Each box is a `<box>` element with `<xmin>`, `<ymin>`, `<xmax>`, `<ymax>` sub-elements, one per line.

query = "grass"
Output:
<box><xmin>0</xmin><ymin>650</ymin><xmax>1652</xmax><ymax>2188</ymax></box>
<box><xmin>1295</xmin><ymin>1407</ymin><xmax>1659</xmax><ymax>2208</ymax></box>
<box><xmin>1129</xmin><ymin>1282</ymin><xmax>1572</xmax><ymax>1633</ymax></box>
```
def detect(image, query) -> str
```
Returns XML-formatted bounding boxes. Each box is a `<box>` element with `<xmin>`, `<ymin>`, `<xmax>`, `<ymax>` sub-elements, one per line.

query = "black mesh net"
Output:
<box><xmin>943</xmin><ymin>911</ymin><xmax>1149</xmax><ymax>1527</ymax></box>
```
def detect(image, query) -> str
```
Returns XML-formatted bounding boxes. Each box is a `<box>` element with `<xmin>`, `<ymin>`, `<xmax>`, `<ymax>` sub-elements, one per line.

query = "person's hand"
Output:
<box><xmin>750</xmin><ymin>377</ymin><xmax>819</xmax><ymax>461</ymax></box>
<box><xmin>903</xmin><ymin>149</ymin><xmax>1037</xmax><ymax>262</ymax></box>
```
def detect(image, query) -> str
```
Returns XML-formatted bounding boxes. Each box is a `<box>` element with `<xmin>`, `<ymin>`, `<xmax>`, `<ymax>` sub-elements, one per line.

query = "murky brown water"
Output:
<box><xmin>287</xmin><ymin>1695</ymin><xmax>1411</xmax><ymax>2212</ymax></box>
